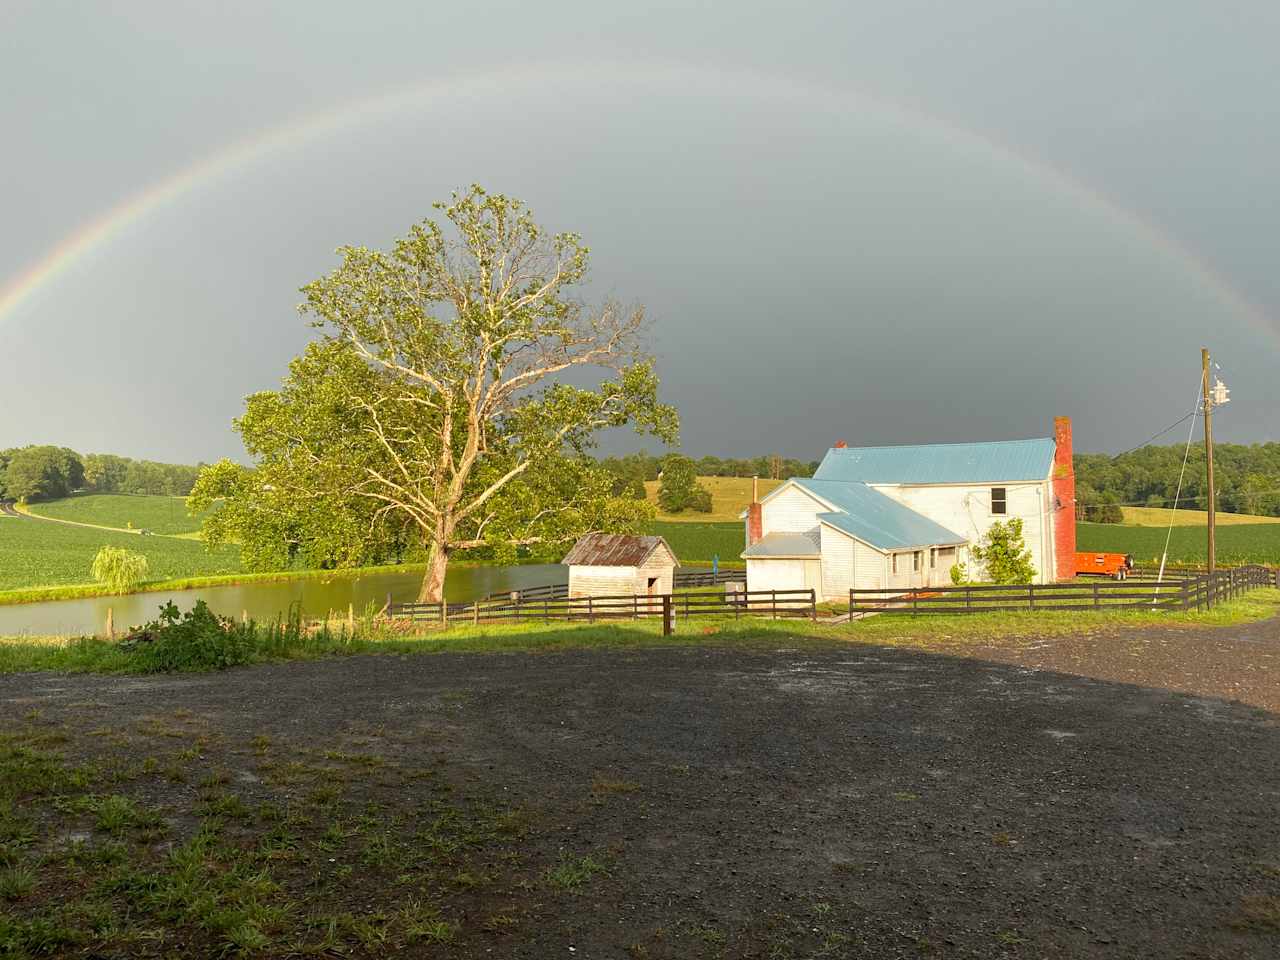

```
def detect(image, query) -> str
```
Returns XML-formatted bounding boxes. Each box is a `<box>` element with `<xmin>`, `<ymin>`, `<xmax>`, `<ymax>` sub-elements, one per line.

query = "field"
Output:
<box><xmin>26</xmin><ymin>493</ymin><xmax>212</xmax><ymax>536</ymax></box>
<box><xmin>643</xmin><ymin>475</ymin><xmax>783</xmax><ymax>521</ymax></box>
<box><xmin>1078</xmin><ymin>521</ymin><xmax>1280</xmax><ymax>565</ymax></box>
<box><xmin>1120</xmin><ymin>505</ymin><xmax>1280</xmax><ymax>527</ymax></box>
<box><xmin>0</xmin><ymin>514</ymin><xmax>240</xmax><ymax>592</ymax></box>
<box><xmin>649</xmin><ymin>520</ymin><xmax>742</xmax><ymax>564</ymax></box>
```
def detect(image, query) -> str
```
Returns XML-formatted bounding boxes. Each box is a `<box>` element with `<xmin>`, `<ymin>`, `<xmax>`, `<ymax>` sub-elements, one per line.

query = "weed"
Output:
<box><xmin>1230</xmin><ymin>895</ymin><xmax>1280</xmax><ymax>933</ymax></box>
<box><xmin>545</xmin><ymin>855</ymin><xmax>604</xmax><ymax>890</ymax></box>
<box><xmin>0</xmin><ymin>862</ymin><xmax>36</xmax><ymax>900</ymax></box>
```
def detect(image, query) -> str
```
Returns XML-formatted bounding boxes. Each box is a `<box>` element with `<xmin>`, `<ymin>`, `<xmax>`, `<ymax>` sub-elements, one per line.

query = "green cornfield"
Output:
<box><xmin>0</xmin><ymin>516</ymin><xmax>240</xmax><ymax>592</ymax></box>
<box><xmin>25</xmin><ymin>493</ymin><xmax>214</xmax><ymax>536</ymax></box>
<box><xmin>1077</xmin><ymin>522</ymin><xmax>1280</xmax><ymax>566</ymax></box>
<box><xmin>649</xmin><ymin>521</ymin><xmax>744</xmax><ymax>565</ymax></box>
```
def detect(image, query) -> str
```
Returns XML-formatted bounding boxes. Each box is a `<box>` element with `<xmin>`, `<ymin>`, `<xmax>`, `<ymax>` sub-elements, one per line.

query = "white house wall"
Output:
<box><xmin>819</xmin><ymin>524</ymin><xmax>855</xmax><ymax>601</ymax></box>
<box><xmin>872</xmin><ymin>481</ymin><xmax>1054</xmax><ymax>583</ymax></box>
<box><xmin>569</xmin><ymin>565</ymin><xmax>639</xmax><ymax>597</ymax></box>
<box><xmin>760</xmin><ymin>484</ymin><xmax>824</xmax><ymax>544</ymax></box>
<box><xmin>853</xmin><ymin>540</ymin><xmax>884</xmax><ymax>591</ymax></box>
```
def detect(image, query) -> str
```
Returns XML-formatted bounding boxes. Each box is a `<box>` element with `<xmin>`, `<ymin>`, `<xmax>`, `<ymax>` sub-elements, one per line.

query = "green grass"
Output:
<box><xmin>4</xmin><ymin>588</ymin><xmax>1278</xmax><ymax>675</ymax></box>
<box><xmin>25</xmin><ymin>494</ymin><xmax>215</xmax><ymax>536</ymax></box>
<box><xmin>0</xmin><ymin>515</ymin><xmax>240</xmax><ymax>593</ymax></box>
<box><xmin>649</xmin><ymin>521</ymin><xmax>743</xmax><ymax>565</ymax></box>
<box><xmin>1077</xmin><ymin>521</ymin><xmax>1280</xmax><ymax>565</ymax></box>
<box><xmin>643</xmin><ymin>476</ymin><xmax>784</xmax><ymax>522</ymax></box>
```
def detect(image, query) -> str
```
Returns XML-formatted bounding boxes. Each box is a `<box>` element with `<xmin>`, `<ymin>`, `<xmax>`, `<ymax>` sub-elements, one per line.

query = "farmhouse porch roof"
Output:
<box><xmin>561</xmin><ymin>533</ymin><xmax>679</xmax><ymax>567</ymax></box>
<box><xmin>741</xmin><ymin>532</ymin><xmax>821</xmax><ymax>559</ymax></box>
<box><xmin>795</xmin><ymin>478</ymin><xmax>968</xmax><ymax>552</ymax></box>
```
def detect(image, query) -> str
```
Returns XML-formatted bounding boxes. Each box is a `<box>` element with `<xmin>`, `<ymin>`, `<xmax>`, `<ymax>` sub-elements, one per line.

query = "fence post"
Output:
<box><xmin>1180</xmin><ymin>579</ymin><xmax>1189</xmax><ymax>611</ymax></box>
<box><xmin>663</xmin><ymin>595</ymin><xmax>673</xmax><ymax>636</ymax></box>
<box><xmin>1028</xmin><ymin>583</ymin><xmax>1036</xmax><ymax>612</ymax></box>
<box><xmin>1092</xmin><ymin>582</ymin><xmax>1099</xmax><ymax>610</ymax></box>
<box><xmin>965</xmin><ymin>587</ymin><xmax>971</xmax><ymax>612</ymax></box>
<box><xmin>441</xmin><ymin>596</ymin><xmax>448</xmax><ymax>630</ymax></box>
<box><xmin>848</xmin><ymin>590</ymin><xmax>853</xmax><ymax>621</ymax></box>
<box><xmin>912</xmin><ymin>591</ymin><xmax>918</xmax><ymax>617</ymax></box>
<box><xmin>588</xmin><ymin>596</ymin><xmax>594</xmax><ymax>624</ymax></box>
<box><xmin>810</xmin><ymin>589</ymin><xmax>817</xmax><ymax>622</ymax></box>
<box><xmin>473</xmin><ymin>601</ymin><xmax>480</xmax><ymax>627</ymax></box>
<box><xmin>684</xmin><ymin>592</ymin><xmax>690</xmax><ymax>620</ymax></box>
<box><xmin>772</xmin><ymin>590</ymin><xmax>777</xmax><ymax>620</ymax></box>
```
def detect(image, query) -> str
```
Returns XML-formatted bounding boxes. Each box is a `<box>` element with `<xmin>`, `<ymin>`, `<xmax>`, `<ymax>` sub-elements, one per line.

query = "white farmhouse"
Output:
<box><xmin>742</xmin><ymin>418</ymin><xmax>1077</xmax><ymax>599</ymax></box>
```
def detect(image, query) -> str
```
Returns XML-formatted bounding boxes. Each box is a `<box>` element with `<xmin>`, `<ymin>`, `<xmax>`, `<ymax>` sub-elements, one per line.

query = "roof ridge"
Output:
<box><xmin>825</xmin><ymin>436</ymin><xmax>1052</xmax><ymax>453</ymax></box>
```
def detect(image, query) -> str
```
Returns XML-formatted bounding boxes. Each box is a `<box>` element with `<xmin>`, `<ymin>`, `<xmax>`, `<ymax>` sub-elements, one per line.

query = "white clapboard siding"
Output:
<box><xmin>819</xmin><ymin>524</ymin><xmax>855</xmax><ymax>600</ymax></box>
<box><xmin>872</xmin><ymin>480</ymin><xmax>1053</xmax><ymax>582</ymax></box>
<box><xmin>636</xmin><ymin>547</ymin><xmax>676</xmax><ymax>595</ymax></box>
<box><xmin>569</xmin><ymin>565</ymin><xmax>639</xmax><ymax>598</ymax></box>
<box><xmin>761</xmin><ymin>483</ymin><xmax>824</xmax><ymax>543</ymax></box>
<box><xmin>853</xmin><ymin>540</ymin><xmax>884</xmax><ymax>591</ymax></box>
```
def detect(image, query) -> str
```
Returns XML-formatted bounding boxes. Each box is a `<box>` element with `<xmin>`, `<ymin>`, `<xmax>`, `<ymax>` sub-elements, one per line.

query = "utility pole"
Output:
<box><xmin>1202</xmin><ymin>347</ymin><xmax>1216</xmax><ymax>573</ymax></box>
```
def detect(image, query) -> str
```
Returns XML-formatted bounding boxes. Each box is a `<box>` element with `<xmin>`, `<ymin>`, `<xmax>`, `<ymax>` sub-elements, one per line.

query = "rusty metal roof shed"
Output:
<box><xmin>561</xmin><ymin>533</ymin><xmax>679</xmax><ymax>568</ymax></box>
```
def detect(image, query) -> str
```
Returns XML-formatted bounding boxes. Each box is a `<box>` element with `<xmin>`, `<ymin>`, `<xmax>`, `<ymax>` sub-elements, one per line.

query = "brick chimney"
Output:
<box><xmin>1052</xmin><ymin>416</ymin><xmax>1076</xmax><ymax>580</ymax></box>
<box><xmin>747</xmin><ymin>475</ymin><xmax>763</xmax><ymax>545</ymax></box>
<box><xmin>834</xmin><ymin>440</ymin><xmax>848</xmax><ymax>448</ymax></box>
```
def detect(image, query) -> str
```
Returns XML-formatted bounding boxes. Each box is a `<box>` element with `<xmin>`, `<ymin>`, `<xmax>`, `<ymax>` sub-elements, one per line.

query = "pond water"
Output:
<box><xmin>0</xmin><ymin>563</ymin><xmax>567</xmax><ymax>637</ymax></box>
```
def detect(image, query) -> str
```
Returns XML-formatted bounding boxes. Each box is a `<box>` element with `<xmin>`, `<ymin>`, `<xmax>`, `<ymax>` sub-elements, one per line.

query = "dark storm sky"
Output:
<box><xmin>2</xmin><ymin>1</ymin><xmax>1278</xmax><ymax>463</ymax></box>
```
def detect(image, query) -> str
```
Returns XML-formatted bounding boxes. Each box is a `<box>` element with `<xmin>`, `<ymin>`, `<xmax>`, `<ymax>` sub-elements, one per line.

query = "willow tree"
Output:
<box><xmin>194</xmin><ymin>186</ymin><xmax>676</xmax><ymax>601</ymax></box>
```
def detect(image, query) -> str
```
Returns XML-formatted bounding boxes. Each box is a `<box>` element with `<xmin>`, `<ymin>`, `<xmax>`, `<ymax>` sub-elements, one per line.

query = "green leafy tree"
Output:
<box><xmin>971</xmin><ymin>519</ymin><xmax>1036</xmax><ymax>584</ymax></box>
<box><xmin>2</xmin><ymin>446</ymin><xmax>83</xmax><ymax>501</ymax></box>
<box><xmin>194</xmin><ymin>186</ymin><xmax>676</xmax><ymax>601</ymax></box>
<box><xmin>657</xmin><ymin>454</ymin><xmax>712</xmax><ymax>513</ymax></box>
<box><xmin>91</xmin><ymin>546</ymin><xmax>149</xmax><ymax>594</ymax></box>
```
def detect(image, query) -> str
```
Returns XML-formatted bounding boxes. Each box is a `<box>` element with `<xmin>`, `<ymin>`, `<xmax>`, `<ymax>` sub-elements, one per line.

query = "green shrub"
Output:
<box><xmin>90</xmin><ymin>546</ymin><xmax>149</xmax><ymax>594</ymax></box>
<box><xmin>972</xmin><ymin>519</ymin><xmax>1036</xmax><ymax>584</ymax></box>
<box><xmin>128</xmin><ymin>601</ymin><xmax>255</xmax><ymax>673</ymax></box>
<box><xmin>949</xmin><ymin>562</ymin><xmax>967</xmax><ymax>585</ymax></box>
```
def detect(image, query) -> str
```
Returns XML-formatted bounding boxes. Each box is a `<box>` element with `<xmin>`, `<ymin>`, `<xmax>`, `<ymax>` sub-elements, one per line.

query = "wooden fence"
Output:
<box><xmin>386</xmin><ymin>587</ymin><xmax>815</xmax><ymax>629</ymax></box>
<box><xmin>849</xmin><ymin>565</ymin><xmax>1274</xmax><ymax>616</ymax></box>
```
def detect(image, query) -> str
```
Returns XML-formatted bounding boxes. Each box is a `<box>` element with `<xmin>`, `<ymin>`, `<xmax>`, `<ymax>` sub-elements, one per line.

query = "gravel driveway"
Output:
<box><xmin>5</xmin><ymin>623</ymin><xmax>1280</xmax><ymax>958</ymax></box>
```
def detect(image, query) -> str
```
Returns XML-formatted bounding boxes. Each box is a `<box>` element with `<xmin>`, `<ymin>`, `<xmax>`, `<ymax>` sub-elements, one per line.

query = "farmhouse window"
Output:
<box><xmin>891</xmin><ymin>553</ymin><xmax>899</xmax><ymax>574</ymax></box>
<box><xmin>991</xmin><ymin>487</ymin><xmax>1007</xmax><ymax>515</ymax></box>
<box><xmin>913</xmin><ymin>551</ymin><xmax>922</xmax><ymax>572</ymax></box>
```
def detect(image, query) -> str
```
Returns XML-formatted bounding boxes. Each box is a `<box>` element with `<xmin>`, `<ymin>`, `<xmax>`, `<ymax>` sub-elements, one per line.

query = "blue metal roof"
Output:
<box><xmin>794</xmin><ymin>478</ymin><xmax>967</xmax><ymax>551</ymax></box>
<box><xmin>813</xmin><ymin>437</ymin><xmax>1056</xmax><ymax>485</ymax></box>
<box><xmin>741</xmin><ymin>532</ymin><xmax>821</xmax><ymax>558</ymax></box>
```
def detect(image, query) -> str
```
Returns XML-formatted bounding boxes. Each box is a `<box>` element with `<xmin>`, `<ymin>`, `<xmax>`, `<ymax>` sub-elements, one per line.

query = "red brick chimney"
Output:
<box><xmin>834</xmin><ymin>440</ymin><xmax>848</xmax><ymax>448</ymax></box>
<box><xmin>747</xmin><ymin>475</ymin><xmax>763</xmax><ymax>545</ymax></box>
<box><xmin>1052</xmin><ymin>416</ymin><xmax>1076</xmax><ymax>580</ymax></box>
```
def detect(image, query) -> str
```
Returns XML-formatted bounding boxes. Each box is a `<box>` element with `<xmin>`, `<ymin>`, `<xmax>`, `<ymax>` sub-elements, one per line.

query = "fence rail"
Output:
<box><xmin>387</xmin><ymin>587</ymin><xmax>815</xmax><ymax>628</ymax></box>
<box><xmin>850</xmin><ymin>565</ymin><xmax>1274</xmax><ymax>616</ymax></box>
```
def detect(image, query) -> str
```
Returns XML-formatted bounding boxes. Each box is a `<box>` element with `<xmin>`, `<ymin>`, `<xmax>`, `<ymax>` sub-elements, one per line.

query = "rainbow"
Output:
<box><xmin>1</xmin><ymin>59</ymin><xmax>1272</xmax><ymax>341</ymax></box>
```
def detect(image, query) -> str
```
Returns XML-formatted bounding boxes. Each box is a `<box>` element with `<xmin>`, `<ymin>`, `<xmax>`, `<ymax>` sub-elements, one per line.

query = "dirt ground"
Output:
<box><xmin>5</xmin><ymin>619</ymin><xmax>1280</xmax><ymax>958</ymax></box>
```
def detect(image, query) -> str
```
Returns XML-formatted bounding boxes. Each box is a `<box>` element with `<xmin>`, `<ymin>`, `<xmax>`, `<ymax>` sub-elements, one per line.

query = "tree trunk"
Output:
<box><xmin>419</xmin><ymin>541</ymin><xmax>451</xmax><ymax>602</ymax></box>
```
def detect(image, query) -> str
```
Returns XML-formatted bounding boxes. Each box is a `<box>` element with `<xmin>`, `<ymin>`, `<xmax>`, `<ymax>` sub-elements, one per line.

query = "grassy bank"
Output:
<box><xmin>643</xmin><ymin>476</ymin><xmax>784</xmax><ymax>521</ymax></box>
<box><xmin>5</xmin><ymin>588</ymin><xmax>1278</xmax><ymax>675</ymax></box>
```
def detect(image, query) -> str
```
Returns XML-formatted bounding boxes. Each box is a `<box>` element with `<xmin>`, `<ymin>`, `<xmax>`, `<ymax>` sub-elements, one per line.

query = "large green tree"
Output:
<box><xmin>193</xmin><ymin>186</ymin><xmax>677</xmax><ymax>600</ymax></box>
<box><xmin>2</xmin><ymin>445</ymin><xmax>84</xmax><ymax>501</ymax></box>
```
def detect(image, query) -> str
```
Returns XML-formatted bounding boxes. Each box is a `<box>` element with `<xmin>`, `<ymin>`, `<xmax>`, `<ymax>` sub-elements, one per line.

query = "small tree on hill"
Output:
<box><xmin>971</xmin><ymin>519</ymin><xmax>1036</xmax><ymax>584</ymax></box>
<box><xmin>657</xmin><ymin>455</ymin><xmax>711</xmax><ymax>513</ymax></box>
<box><xmin>91</xmin><ymin>546</ymin><xmax>149</xmax><ymax>594</ymax></box>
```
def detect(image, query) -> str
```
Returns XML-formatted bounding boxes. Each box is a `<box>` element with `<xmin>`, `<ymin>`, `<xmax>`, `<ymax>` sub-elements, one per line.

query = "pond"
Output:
<box><xmin>0</xmin><ymin>563</ymin><xmax>567</xmax><ymax>637</ymax></box>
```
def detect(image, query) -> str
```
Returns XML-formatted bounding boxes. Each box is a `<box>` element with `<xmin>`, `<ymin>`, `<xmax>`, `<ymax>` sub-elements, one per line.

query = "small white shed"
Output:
<box><xmin>563</xmin><ymin>534</ymin><xmax>679</xmax><ymax>598</ymax></box>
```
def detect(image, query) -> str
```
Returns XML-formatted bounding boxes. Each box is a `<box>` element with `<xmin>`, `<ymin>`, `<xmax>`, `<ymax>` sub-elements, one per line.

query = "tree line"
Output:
<box><xmin>1075</xmin><ymin>441</ymin><xmax>1280</xmax><ymax>521</ymax></box>
<box><xmin>0</xmin><ymin>446</ymin><xmax>204</xmax><ymax>502</ymax></box>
